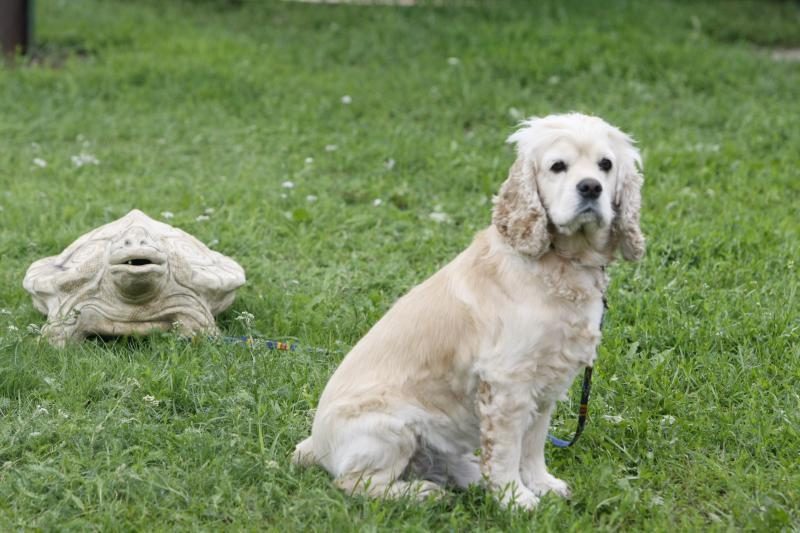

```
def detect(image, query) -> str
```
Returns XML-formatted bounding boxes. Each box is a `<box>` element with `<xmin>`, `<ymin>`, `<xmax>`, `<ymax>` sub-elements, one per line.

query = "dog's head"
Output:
<box><xmin>492</xmin><ymin>113</ymin><xmax>645</xmax><ymax>262</ymax></box>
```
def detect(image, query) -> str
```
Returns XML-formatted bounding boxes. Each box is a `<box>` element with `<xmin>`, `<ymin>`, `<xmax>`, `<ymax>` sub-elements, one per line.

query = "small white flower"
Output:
<box><xmin>235</xmin><ymin>311</ymin><xmax>255</xmax><ymax>323</ymax></box>
<box><xmin>372</xmin><ymin>198</ymin><xmax>383</xmax><ymax>207</ymax></box>
<box><xmin>204</xmin><ymin>207</ymin><xmax>215</xmax><ymax>215</ymax></box>
<box><xmin>29</xmin><ymin>432</ymin><xmax>42</xmax><ymax>437</ymax></box>
<box><xmin>265</xmin><ymin>460</ymin><xmax>280</xmax><ymax>469</ymax></box>
<box><xmin>384</xmin><ymin>158</ymin><xmax>396</xmax><ymax>170</ymax></box>
<box><xmin>324</xmin><ymin>144</ymin><xmax>338</xmax><ymax>152</ymax></box>
<box><xmin>447</xmin><ymin>56</ymin><xmax>460</xmax><ymax>66</ymax></box>
<box><xmin>7</xmin><ymin>325</ymin><xmax>18</xmax><ymax>332</ymax></box>
<box><xmin>306</xmin><ymin>195</ymin><xmax>318</xmax><ymax>203</ymax></box>
<box><xmin>71</xmin><ymin>153</ymin><xmax>100</xmax><ymax>167</ymax></box>
<box><xmin>661</xmin><ymin>415</ymin><xmax>676</xmax><ymax>425</ymax></box>
<box><xmin>280</xmin><ymin>193</ymin><xmax>288</xmax><ymax>200</ymax></box>
<box><xmin>340</xmin><ymin>95</ymin><xmax>352</xmax><ymax>105</ymax></box>
<box><xmin>429</xmin><ymin>210</ymin><xmax>450</xmax><ymax>223</ymax></box>
<box><xmin>43</xmin><ymin>377</ymin><xmax>56</xmax><ymax>386</ymax></box>
<box><xmin>0</xmin><ymin>308</ymin><xmax>10</xmax><ymax>315</ymax></box>
<box><xmin>602</xmin><ymin>414</ymin><xmax>624</xmax><ymax>424</ymax></box>
<box><xmin>142</xmin><ymin>395</ymin><xmax>160</xmax><ymax>406</ymax></box>
<box><xmin>305</xmin><ymin>157</ymin><xmax>314</xmax><ymax>165</ymax></box>
<box><xmin>508</xmin><ymin>107</ymin><xmax>524</xmax><ymax>121</ymax></box>
<box><xmin>33</xmin><ymin>158</ymin><xmax>47</xmax><ymax>168</ymax></box>
<box><xmin>34</xmin><ymin>405</ymin><xmax>49</xmax><ymax>416</ymax></box>
<box><xmin>195</xmin><ymin>215</ymin><xmax>210</xmax><ymax>222</ymax></box>
<box><xmin>161</xmin><ymin>211</ymin><xmax>174</xmax><ymax>219</ymax></box>
<box><xmin>281</xmin><ymin>181</ymin><xmax>295</xmax><ymax>189</ymax></box>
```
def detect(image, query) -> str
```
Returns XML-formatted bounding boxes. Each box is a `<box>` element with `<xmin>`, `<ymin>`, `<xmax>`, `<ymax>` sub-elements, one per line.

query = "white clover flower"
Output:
<box><xmin>384</xmin><ymin>158</ymin><xmax>396</xmax><ymax>170</ymax></box>
<box><xmin>429</xmin><ymin>210</ymin><xmax>450</xmax><ymax>223</ymax></box>
<box><xmin>324</xmin><ymin>144</ymin><xmax>338</xmax><ymax>152</ymax></box>
<box><xmin>602</xmin><ymin>414</ymin><xmax>624</xmax><ymax>424</ymax></box>
<box><xmin>142</xmin><ymin>395</ymin><xmax>160</xmax><ymax>406</ymax></box>
<box><xmin>7</xmin><ymin>325</ymin><xmax>18</xmax><ymax>332</ymax></box>
<box><xmin>281</xmin><ymin>181</ymin><xmax>295</xmax><ymax>189</ymax></box>
<box><xmin>204</xmin><ymin>207</ymin><xmax>215</xmax><ymax>215</ymax></box>
<box><xmin>195</xmin><ymin>215</ymin><xmax>210</xmax><ymax>222</ymax></box>
<box><xmin>71</xmin><ymin>153</ymin><xmax>100</xmax><ymax>167</ymax></box>
<box><xmin>33</xmin><ymin>158</ymin><xmax>47</xmax><ymax>168</ymax></box>
<box><xmin>372</xmin><ymin>198</ymin><xmax>383</xmax><ymax>207</ymax></box>
<box><xmin>235</xmin><ymin>311</ymin><xmax>255</xmax><ymax>323</ymax></box>
<box><xmin>161</xmin><ymin>211</ymin><xmax>174</xmax><ymax>219</ymax></box>
<box><xmin>0</xmin><ymin>308</ymin><xmax>11</xmax><ymax>315</ymax></box>
<box><xmin>447</xmin><ymin>57</ymin><xmax>460</xmax><ymax>66</ymax></box>
<box><xmin>340</xmin><ymin>95</ymin><xmax>352</xmax><ymax>105</ymax></box>
<box><xmin>661</xmin><ymin>415</ymin><xmax>676</xmax><ymax>425</ymax></box>
<box><xmin>306</xmin><ymin>195</ymin><xmax>318</xmax><ymax>203</ymax></box>
<box><xmin>305</xmin><ymin>157</ymin><xmax>314</xmax><ymax>165</ymax></box>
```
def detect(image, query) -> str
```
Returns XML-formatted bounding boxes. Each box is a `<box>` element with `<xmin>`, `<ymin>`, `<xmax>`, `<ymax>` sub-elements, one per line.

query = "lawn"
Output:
<box><xmin>1</xmin><ymin>0</ymin><xmax>799</xmax><ymax>530</ymax></box>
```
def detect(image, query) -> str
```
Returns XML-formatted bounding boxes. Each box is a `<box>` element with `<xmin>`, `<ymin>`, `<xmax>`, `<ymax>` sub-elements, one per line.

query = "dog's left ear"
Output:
<box><xmin>611</xmin><ymin>133</ymin><xmax>645</xmax><ymax>261</ymax></box>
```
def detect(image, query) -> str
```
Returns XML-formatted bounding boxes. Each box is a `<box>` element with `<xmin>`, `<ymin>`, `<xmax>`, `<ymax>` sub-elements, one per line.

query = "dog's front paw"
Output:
<box><xmin>523</xmin><ymin>472</ymin><xmax>571</xmax><ymax>498</ymax></box>
<box><xmin>495</xmin><ymin>483</ymin><xmax>540</xmax><ymax>511</ymax></box>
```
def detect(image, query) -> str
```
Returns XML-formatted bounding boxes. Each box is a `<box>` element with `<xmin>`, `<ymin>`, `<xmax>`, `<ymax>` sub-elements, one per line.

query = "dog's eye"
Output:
<box><xmin>598</xmin><ymin>158</ymin><xmax>612</xmax><ymax>171</ymax></box>
<box><xmin>550</xmin><ymin>161</ymin><xmax>567</xmax><ymax>173</ymax></box>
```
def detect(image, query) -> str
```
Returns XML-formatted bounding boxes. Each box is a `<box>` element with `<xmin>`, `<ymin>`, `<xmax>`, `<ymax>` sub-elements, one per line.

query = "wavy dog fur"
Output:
<box><xmin>294</xmin><ymin>113</ymin><xmax>645</xmax><ymax>509</ymax></box>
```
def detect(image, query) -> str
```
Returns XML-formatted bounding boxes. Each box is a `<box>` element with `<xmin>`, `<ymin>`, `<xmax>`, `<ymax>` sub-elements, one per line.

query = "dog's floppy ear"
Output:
<box><xmin>492</xmin><ymin>156</ymin><xmax>550</xmax><ymax>258</ymax></box>
<box><xmin>611</xmin><ymin>135</ymin><xmax>645</xmax><ymax>261</ymax></box>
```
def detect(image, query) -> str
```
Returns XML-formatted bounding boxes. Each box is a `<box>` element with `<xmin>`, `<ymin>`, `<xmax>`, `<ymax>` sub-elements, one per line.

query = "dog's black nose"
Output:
<box><xmin>577</xmin><ymin>178</ymin><xmax>603</xmax><ymax>200</ymax></box>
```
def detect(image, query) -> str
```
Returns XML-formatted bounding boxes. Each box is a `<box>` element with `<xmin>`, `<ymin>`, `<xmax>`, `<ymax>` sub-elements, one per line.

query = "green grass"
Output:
<box><xmin>1</xmin><ymin>0</ymin><xmax>799</xmax><ymax>529</ymax></box>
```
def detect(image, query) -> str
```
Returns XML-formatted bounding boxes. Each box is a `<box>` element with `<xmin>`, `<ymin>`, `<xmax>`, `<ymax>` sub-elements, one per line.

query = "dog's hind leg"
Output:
<box><xmin>441</xmin><ymin>452</ymin><xmax>482</xmax><ymax>489</ymax></box>
<box><xmin>329</xmin><ymin>418</ymin><xmax>444</xmax><ymax>500</ymax></box>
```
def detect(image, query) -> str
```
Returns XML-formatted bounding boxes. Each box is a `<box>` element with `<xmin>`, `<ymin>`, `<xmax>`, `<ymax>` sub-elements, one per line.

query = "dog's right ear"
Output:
<box><xmin>492</xmin><ymin>157</ymin><xmax>550</xmax><ymax>258</ymax></box>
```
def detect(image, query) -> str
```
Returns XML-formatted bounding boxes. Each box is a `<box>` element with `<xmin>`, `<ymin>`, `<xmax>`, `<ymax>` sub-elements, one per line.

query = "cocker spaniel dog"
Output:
<box><xmin>293</xmin><ymin>113</ymin><xmax>645</xmax><ymax>509</ymax></box>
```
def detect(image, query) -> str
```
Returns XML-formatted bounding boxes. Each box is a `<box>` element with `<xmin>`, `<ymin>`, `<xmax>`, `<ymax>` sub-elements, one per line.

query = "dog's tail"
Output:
<box><xmin>291</xmin><ymin>436</ymin><xmax>318</xmax><ymax>467</ymax></box>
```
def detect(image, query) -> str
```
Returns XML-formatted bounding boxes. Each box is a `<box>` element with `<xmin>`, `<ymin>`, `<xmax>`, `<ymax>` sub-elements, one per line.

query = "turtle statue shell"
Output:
<box><xmin>23</xmin><ymin>209</ymin><xmax>246</xmax><ymax>347</ymax></box>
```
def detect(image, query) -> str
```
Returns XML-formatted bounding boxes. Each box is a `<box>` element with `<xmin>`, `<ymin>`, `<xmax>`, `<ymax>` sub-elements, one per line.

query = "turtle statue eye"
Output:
<box><xmin>599</xmin><ymin>158</ymin><xmax>612</xmax><ymax>172</ymax></box>
<box><xmin>550</xmin><ymin>161</ymin><xmax>567</xmax><ymax>173</ymax></box>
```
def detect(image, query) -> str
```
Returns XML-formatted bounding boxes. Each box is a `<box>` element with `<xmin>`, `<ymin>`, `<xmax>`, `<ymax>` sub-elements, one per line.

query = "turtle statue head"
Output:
<box><xmin>23</xmin><ymin>209</ymin><xmax>246</xmax><ymax>347</ymax></box>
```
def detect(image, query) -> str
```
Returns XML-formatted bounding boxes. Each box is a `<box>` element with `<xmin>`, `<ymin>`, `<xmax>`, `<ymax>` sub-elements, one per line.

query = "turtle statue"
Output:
<box><xmin>23</xmin><ymin>209</ymin><xmax>246</xmax><ymax>347</ymax></box>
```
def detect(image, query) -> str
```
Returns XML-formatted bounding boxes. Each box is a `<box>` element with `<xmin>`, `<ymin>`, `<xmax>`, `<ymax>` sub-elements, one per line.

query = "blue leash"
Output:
<box><xmin>220</xmin><ymin>335</ymin><xmax>297</xmax><ymax>351</ymax></box>
<box><xmin>546</xmin><ymin>293</ymin><xmax>606</xmax><ymax>448</ymax></box>
<box><xmin>546</xmin><ymin>366</ymin><xmax>593</xmax><ymax>448</ymax></box>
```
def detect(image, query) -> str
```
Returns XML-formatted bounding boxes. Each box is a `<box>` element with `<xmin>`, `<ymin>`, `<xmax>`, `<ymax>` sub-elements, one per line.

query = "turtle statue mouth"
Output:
<box><xmin>109</xmin><ymin>248</ymin><xmax>168</xmax><ymax>302</ymax></box>
<box><xmin>109</xmin><ymin>248</ymin><xmax>167</xmax><ymax>274</ymax></box>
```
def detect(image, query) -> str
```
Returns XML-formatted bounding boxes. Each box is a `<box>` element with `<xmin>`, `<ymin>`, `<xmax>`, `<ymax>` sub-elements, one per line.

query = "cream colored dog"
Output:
<box><xmin>293</xmin><ymin>113</ymin><xmax>645</xmax><ymax>509</ymax></box>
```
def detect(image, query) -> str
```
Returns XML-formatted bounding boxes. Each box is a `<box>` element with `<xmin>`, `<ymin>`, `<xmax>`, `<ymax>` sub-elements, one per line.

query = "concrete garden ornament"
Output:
<box><xmin>23</xmin><ymin>209</ymin><xmax>246</xmax><ymax>347</ymax></box>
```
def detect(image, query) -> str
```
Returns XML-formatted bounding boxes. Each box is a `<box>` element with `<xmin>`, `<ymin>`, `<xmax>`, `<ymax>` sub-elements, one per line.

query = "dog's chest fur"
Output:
<box><xmin>469</xmin><ymin>237</ymin><xmax>607</xmax><ymax>404</ymax></box>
